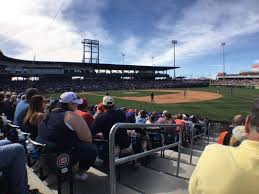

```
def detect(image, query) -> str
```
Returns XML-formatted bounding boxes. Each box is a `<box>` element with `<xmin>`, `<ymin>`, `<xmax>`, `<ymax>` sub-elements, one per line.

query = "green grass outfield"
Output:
<box><xmin>48</xmin><ymin>87</ymin><xmax>259</xmax><ymax>122</ymax></box>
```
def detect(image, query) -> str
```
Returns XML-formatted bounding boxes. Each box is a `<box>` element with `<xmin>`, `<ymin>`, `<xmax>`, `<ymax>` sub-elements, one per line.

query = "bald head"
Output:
<box><xmin>232</xmin><ymin>114</ymin><xmax>244</xmax><ymax>127</ymax></box>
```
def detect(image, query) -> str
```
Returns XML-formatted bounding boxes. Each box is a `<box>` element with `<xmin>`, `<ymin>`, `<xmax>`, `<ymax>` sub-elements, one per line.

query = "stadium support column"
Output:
<box><xmin>172</xmin><ymin>40</ymin><xmax>178</xmax><ymax>79</ymax></box>
<box><xmin>222</xmin><ymin>42</ymin><xmax>226</xmax><ymax>79</ymax></box>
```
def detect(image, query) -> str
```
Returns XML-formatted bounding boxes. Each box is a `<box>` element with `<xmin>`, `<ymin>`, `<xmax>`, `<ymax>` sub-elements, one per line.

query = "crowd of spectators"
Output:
<box><xmin>212</xmin><ymin>79</ymin><xmax>259</xmax><ymax>86</ymax></box>
<box><xmin>0</xmin><ymin>87</ymin><xmax>208</xmax><ymax>192</ymax></box>
<box><xmin>0</xmin><ymin>79</ymin><xmax>209</xmax><ymax>94</ymax></box>
<box><xmin>1</xmin><ymin>86</ymin><xmax>259</xmax><ymax>194</ymax></box>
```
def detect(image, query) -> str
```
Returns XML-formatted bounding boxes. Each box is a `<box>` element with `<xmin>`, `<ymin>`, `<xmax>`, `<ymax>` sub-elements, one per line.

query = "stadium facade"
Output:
<box><xmin>0</xmin><ymin>50</ymin><xmax>177</xmax><ymax>81</ymax></box>
<box><xmin>217</xmin><ymin>64</ymin><xmax>259</xmax><ymax>79</ymax></box>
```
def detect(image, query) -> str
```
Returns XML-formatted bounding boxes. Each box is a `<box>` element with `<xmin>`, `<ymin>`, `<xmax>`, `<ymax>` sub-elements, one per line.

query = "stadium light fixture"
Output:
<box><xmin>221</xmin><ymin>42</ymin><xmax>226</xmax><ymax>78</ymax></box>
<box><xmin>172</xmin><ymin>40</ymin><xmax>178</xmax><ymax>79</ymax></box>
<box><xmin>121</xmin><ymin>53</ymin><xmax>125</xmax><ymax>65</ymax></box>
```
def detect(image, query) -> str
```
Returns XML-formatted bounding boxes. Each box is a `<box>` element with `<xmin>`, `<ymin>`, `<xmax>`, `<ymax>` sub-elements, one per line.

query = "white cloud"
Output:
<box><xmin>254</xmin><ymin>60</ymin><xmax>259</xmax><ymax>64</ymax></box>
<box><xmin>1</xmin><ymin>0</ymin><xmax>259</xmax><ymax>71</ymax></box>
<box><xmin>133</xmin><ymin>0</ymin><xmax>259</xmax><ymax>67</ymax></box>
<box><xmin>120</xmin><ymin>36</ymin><xmax>140</xmax><ymax>57</ymax></box>
<box><xmin>0</xmin><ymin>0</ymin><xmax>111</xmax><ymax>62</ymax></box>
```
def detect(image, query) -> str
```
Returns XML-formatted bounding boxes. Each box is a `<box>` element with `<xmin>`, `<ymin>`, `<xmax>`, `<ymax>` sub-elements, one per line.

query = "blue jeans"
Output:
<box><xmin>0</xmin><ymin>140</ymin><xmax>29</xmax><ymax>194</ymax></box>
<box><xmin>74</xmin><ymin>142</ymin><xmax>97</xmax><ymax>171</ymax></box>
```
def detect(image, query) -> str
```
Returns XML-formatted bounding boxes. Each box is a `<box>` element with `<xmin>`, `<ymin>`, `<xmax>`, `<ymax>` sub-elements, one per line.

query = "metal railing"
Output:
<box><xmin>189</xmin><ymin>123</ymin><xmax>207</xmax><ymax>164</ymax></box>
<box><xmin>109</xmin><ymin>123</ymin><xmax>182</xmax><ymax>194</ymax></box>
<box><xmin>207</xmin><ymin>122</ymin><xmax>224</xmax><ymax>143</ymax></box>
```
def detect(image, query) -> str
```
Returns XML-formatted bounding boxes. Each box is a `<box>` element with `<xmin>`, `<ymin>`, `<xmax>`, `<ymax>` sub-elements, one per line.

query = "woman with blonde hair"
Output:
<box><xmin>23</xmin><ymin>95</ymin><xmax>47</xmax><ymax>139</ymax></box>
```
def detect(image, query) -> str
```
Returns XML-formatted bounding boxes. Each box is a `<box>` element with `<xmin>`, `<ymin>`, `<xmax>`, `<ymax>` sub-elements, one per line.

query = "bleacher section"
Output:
<box><xmin>24</xmin><ymin>122</ymin><xmax>220</xmax><ymax>194</ymax></box>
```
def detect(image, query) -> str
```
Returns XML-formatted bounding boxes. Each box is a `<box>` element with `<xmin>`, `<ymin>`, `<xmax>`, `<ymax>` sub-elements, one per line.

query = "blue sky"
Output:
<box><xmin>1</xmin><ymin>0</ymin><xmax>259</xmax><ymax>78</ymax></box>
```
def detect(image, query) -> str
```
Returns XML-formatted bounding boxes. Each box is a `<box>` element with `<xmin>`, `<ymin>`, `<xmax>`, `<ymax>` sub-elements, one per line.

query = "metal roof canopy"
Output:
<box><xmin>0</xmin><ymin>51</ymin><xmax>178</xmax><ymax>71</ymax></box>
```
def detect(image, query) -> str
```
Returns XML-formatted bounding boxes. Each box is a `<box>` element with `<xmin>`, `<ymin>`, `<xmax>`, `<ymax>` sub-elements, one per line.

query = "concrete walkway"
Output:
<box><xmin>32</xmin><ymin>150</ymin><xmax>199</xmax><ymax>194</ymax></box>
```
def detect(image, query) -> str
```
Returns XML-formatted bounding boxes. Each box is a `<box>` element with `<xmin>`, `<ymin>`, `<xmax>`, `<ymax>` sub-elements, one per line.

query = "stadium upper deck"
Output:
<box><xmin>217</xmin><ymin>64</ymin><xmax>259</xmax><ymax>79</ymax></box>
<box><xmin>0</xmin><ymin>50</ymin><xmax>178</xmax><ymax>80</ymax></box>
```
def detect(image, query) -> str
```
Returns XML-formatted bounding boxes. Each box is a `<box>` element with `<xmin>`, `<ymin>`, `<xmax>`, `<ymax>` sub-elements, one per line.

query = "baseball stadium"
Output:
<box><xmin>1</xmin><ymin>1</ymin><xmax>259</xmax><ymax>194</ymax></box>
<box><xmin>1</xmin><ymin>46</ymin><xmax>258</xmax><ymax>122</ymax></box>
<box><xmin>1</xmin><ymin>37</ymin><xmax>259</xmax><ymax>194</ymax></box>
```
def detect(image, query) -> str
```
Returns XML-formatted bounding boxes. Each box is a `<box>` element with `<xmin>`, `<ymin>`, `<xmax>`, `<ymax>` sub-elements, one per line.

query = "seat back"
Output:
<box><xmin>26</xmin><ymin>137</ymin><xmax>74</xmax><ymax>194</ymax></box>
<box><xmin>4</xmin><ymin>123</ymin><xmax>19</xmax><ymax>143</ymax></box>
<box><xmin>144</xmin><ymin>127</ymin><xmax>163</xmax><ymax>149</ymax></box>
<box><xmin>0</xmin><ymin>168</ymin><xmax>9</xmax><ymax>193</ymax></box>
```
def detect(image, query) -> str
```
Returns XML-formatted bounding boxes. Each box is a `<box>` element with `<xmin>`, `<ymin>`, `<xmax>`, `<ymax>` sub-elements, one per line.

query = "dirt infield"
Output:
<box><xmin>119</xmin><ymin>89</ymin><xmax>222</xmax><ymax>104</ymax></box>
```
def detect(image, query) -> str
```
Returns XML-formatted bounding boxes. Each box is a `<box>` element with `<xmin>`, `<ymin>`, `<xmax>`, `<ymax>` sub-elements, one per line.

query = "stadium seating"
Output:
<box><xmin>26</xmin><ymin>136</ymin><xmax>74</xmax><ymax>194</ymax></box>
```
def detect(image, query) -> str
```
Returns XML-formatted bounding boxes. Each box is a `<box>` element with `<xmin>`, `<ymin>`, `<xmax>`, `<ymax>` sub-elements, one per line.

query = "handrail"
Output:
<box><xmin>109</xmin><ymin>123</ymin><xmax>182</xmax><ymax>194</ymax></box>
<box><xmin>189</xmin><ymin>123</ymin><xmax>207</xmax><ymax>164</ymax></box>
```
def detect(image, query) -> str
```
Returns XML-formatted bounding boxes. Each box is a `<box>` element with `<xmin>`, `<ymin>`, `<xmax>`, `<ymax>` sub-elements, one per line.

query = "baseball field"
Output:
<box><xmin>49</xmin><ymin>86</ymin><xmax>259</xmax><ymax>122</ymax></box>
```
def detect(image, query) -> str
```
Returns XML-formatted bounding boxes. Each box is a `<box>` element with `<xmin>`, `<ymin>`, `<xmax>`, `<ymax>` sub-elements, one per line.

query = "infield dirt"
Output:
<box><xmin>119</xmin><ymin>89</ymin><xmax>222</xmax><ymax>104</ymax></box>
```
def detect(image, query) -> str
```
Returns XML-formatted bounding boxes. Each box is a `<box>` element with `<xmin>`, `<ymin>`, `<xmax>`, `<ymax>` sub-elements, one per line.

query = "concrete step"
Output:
<box><xmin>27</xmin><ymin>166</ymin><xmax>54</xmax><ymax>194</ymax></box>
<box><xmin>146</xmin><ymin>157</ymin><xmax>196</xmax><ymax>179</ymax></box>
<box><xmin>28</xmin><ymin>148</ymin><xmax>206</xmax><ymax>194</ymax></box>
<box><xmin>120</xmin><ymin>166</ymin><xmax>189</xmax><ymax>194</ymax></box>
<box><xmin>158</xmin><ymin>149</ymin><xmax>199</xmax><ymax>165</ymax></box>
<box><xmin>44</xmin><ymin>167</ymin><xmax>140</xmax><ymax>194</ymax></box>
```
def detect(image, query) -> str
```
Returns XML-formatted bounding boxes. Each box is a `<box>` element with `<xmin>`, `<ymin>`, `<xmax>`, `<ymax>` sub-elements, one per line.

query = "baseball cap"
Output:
<box><xmin>162</xmin><ymin>110</ymin><xmax>169</xmax><ymax>116</ymax></box>
<box><xmin>59</xmin><ymin>92</ymin><xmax>83</xmax><ymax>104</ymax></box>
<box><xmin>103</xmin><ymin>96</ymin><xmax>114</xmax><ymax>106</ymax></box>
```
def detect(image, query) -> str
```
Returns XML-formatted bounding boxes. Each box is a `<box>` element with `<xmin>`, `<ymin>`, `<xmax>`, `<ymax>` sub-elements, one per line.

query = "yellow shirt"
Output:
<box><xmin>189</xmin><ymin>140</ymin><xmax>259</xmax><ymax>194</ymax></box>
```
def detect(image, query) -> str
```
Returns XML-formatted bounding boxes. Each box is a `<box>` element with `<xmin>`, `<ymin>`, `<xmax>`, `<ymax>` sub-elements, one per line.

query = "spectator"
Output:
<box><xmin>218</xmin><ymin>114</ymin><xmax>244</xmax><ymax>145</ymax></box>
<box><xmin>229</xmin><ymin>125</ymin><xmax>247</xmax><ymax>147</ymax></box>
<box><xmin>4</xmin><ymin>91</ymin><xmax>11</xmax><ymax>103</ymax></box>
<box><xmin>14</xmin><ymin>88</ymin><xmax>39</xmax><ymax>130</ymax></box>
<box><xmin>0</xmin><ymin>139</ymin><xmax>37</xmax><ymax>194</ymax></box>
<box><xmin>48</xmin><ymin>99</ymin><xmax>59</xmax><ymax>112</ymax></box>
<box><xmin>38</xmin><ymin>92</ymin><xmax>97</xmax><ymax>181</ymax></box>
<box><xmin>229</xmin><ymin>114</ymin><xmax>245</xmax><ymax>131</ymax></box>
<box><xmin>21</xmin><ymin>94</ymin><xmax>26</xmax><ymax>101</ymax></box>
<box><xmin>23</xmin><ymin>95</ymin><xmax>47</xmax><ymax>140</ymax></box>
<box><xmin>91</xmin><ymin>96</ymin><xmax>131</xmax><ymax>151</ymax></box>
<box><xmin>182</xmin><ymin>114</ymin><xmax>193</xmax><ymax>131</ymax></box>
<box><xmin>189</xmin><ymin>99</ymin><xmax>259</xmax><ymax>194</ymax></box>
<box><xmin>146</xmin><ymin>112</ymin><xmax>158</xmax><ymax>124</ymax></box>
<box><xmin>126</xmin><ymin>109</ymin><xmax>136</xmax><ymax>123</ymax></box>
<box><xmin>157</xmin><ymin>110</ymin><xmax>173</xmax><ymax>124</ymax></box>
<box><xmin>135</xmin><ymin>110</ymin><xmax>148</xmax><ymax>124</ymax></box>
<box><xmin>174</xmin><ymin>114</ymin><xmax>186</xmax><ymax>131</ymax></box>
<box><xmin>93</xmin><ymin>103</ymin><xmax>105</xmax><ymax>119</ymax></box>
<box><xmin>76</xmin><ymin>98</ymin><xmax>94</xmax><ymax>126</ymax></box>
<box><xmin>9</xmin><ymin>94</ymin><xmax>17</xmax><ymax>121</ymax></box>
<box><xmin>217</xmin><ymin>130</ymin><xmax>228</xmax><ymax>145</ymax></box>
<box><xmin>0</xmin><ymin>91</ymin><xmax>11</xmax><ymax>120</ymax></box>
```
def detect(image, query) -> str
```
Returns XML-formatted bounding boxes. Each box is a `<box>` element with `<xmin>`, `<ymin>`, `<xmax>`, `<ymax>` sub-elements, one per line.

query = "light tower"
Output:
<box><xmin>121</xmin><ymin>53</ymin><xmax>125</xmax><ymax>65</ymax></box>
<box><xmin>82</xmin><ymin>39</ymin><xmax>99</xmax><ymax>64</ymax></box>
<box><xmin>172</xmin><ymin>40</ymin><xmax>178</xmax><ymax>79</ymax></box>
<box><xmin>152</xmin><ymin>56</ymin><xmax>154</xmax><ymax>66</ymax></box>
<box><xmin>221</xmin><ymin>42</ymin><xmax>226</xmax><ymax>79</ymax></box>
